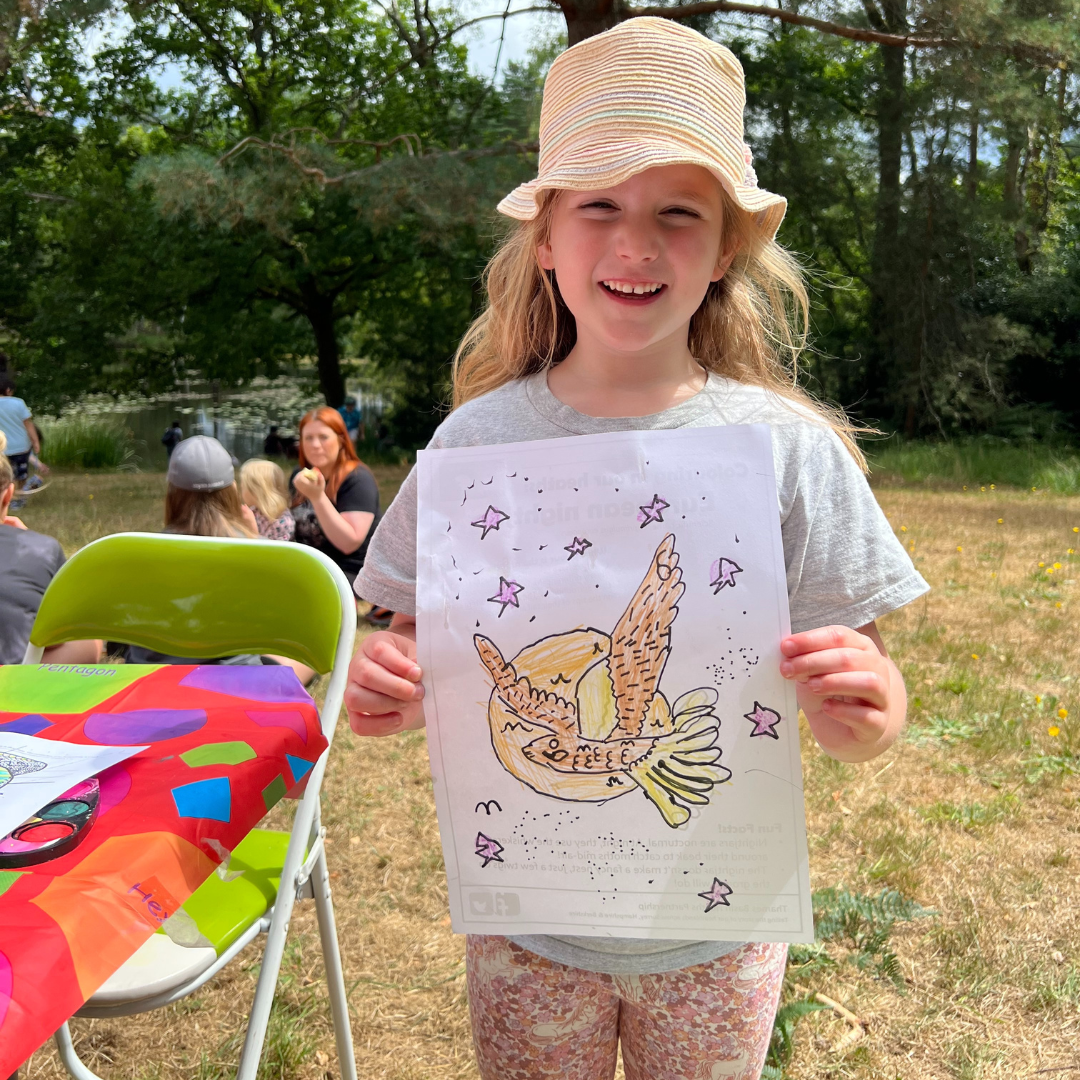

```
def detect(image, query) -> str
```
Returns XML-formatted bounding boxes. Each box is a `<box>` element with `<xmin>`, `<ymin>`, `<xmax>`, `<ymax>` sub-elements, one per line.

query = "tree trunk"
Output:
<box><xmin>303</xmin><ymin>284</ymin><xmax>346</xmax><ymax>406</ymax></box>
<box><xmin>864</xmin><ymin>0</ymin><xmax>909</xmax><ymax>425</ymax></box>
<box><xmin>553</xmin><ymin>0</ymin><xmax>621</xmax><ymax>45</ymax></box>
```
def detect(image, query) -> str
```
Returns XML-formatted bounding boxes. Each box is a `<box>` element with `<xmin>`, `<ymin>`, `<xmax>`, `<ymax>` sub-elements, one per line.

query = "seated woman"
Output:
<box><xmin>0</xmin><ymin>433</ymin><xmax>102</xmax><ymax>665</ymax></box>
<box><xmin>290</xmin><ymin>407</ymin><xmax>380</xmax><ymax>587</ymax></box>
<box><xmin>123</xmin><ymin>436</ymin><xmax>314</xmax><ymax>683</ymax></box>
<box><xmin>240</xmin><ymin>458</ymin><xmax>295</xmax><ymax>541</ymax></box>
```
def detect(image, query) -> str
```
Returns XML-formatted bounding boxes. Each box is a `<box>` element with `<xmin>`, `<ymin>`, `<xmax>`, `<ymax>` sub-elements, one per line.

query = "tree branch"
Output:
<box><xmin>627</xmin><ymin>0</ymin><xmax>957</xmax><ymax>48</ymax></box>
<box><xmin>446</xmin><ymin>5</ymin><xmax>553</xmax><ymax>38</ymax></box>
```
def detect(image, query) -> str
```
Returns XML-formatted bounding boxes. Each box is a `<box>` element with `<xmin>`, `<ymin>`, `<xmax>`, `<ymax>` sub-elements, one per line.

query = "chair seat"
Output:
<box><xmin>86</xmin><ymin>829</ymin><xmax>291</xmax><ymax>1007</ymax></box>
<box><xmin>90</xmin><ymin>935</ymin><xmax>217</xmax><ymax>1005</ymax></box>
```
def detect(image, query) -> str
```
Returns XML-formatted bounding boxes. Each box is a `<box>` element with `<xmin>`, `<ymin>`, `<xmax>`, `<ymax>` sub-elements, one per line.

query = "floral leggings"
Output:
<box><xmin>466</xmin><ymin>935</ymin><xmax>787</xmax><ymax>1080</ymax></box>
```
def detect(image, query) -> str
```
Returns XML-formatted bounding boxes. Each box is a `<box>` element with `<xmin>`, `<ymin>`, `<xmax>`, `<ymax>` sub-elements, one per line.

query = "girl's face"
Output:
<box><xmin>537</xmin><ymin>164</ymin><xmax>735</xmax><ymax>359</ymax></box>
<box><xmin>302</xmin><ymin>420</ymin><xmax>340</xmax><ymax>471</ymax></box>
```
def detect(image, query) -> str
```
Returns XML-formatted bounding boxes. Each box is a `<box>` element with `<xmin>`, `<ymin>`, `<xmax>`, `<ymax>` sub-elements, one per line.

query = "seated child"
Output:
<box><xmin>239</xmin><ymin>458</ymin><xmax>296</xmax><ymax>541</ymax></box>
<box><xmin>0</xmin><ymin>431</ymin><xmax>102</xmax><ymax>664</ymax></box>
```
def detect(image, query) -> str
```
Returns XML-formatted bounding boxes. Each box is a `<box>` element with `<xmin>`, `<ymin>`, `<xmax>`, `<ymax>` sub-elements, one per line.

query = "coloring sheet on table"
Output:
<box><xmin>416</xmin><ymin>424</ymin><xmax>813</xmax><ymax>942</ymax></box>
<box><xmin>0</xmin><ymin>732</ymin><xmax>144</xmax><ymax>839</ymax></box>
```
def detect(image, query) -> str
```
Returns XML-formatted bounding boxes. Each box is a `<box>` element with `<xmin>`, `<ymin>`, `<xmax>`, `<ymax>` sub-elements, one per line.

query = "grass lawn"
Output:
<box><xmin>14</xmin><ymin>469</ymin><xmax>1080</xmax><ymax>1080</ymax></box>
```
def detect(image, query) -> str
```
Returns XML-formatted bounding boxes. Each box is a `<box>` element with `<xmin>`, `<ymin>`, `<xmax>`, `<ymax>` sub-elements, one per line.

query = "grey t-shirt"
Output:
<box><xmin>0</xmin><ymin>525</ymin><xmax>65</xmax><ymax>664</ymax></box>
<box><xmin>355</xmin><ymin>371</ymin><xmax>929</xmax><ymax>975</ymax></box>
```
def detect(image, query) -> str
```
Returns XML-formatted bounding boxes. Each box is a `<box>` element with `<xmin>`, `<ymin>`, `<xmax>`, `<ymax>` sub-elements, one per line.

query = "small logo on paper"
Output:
<box><xmin>469</xmin><ymin>892</ymin><xmax>494</xmax><ymax>915</ymax></box>
<box><xmin>494</xmin><ymin>892</ymin><xmax>520</xmax><ymax>916</ymax></box>
<box><xmin>469</xmin><ymin>891</ymin><xmax>520</xmax><ymax>917</ymax></box>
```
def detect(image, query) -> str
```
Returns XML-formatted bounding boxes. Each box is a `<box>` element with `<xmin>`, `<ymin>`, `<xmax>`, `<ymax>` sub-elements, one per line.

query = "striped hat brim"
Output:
<box><xmin>497</xmin><ymin>141</ymin><xmax>786</xmax><ymax>241</ymax></box>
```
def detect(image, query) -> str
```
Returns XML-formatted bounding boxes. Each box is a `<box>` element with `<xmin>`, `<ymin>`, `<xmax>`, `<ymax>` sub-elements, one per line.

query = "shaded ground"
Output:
<box><xmin>15</xmin><ymin>474</ymin><xmax>1080</xmax><ymax>1079</ymax></box>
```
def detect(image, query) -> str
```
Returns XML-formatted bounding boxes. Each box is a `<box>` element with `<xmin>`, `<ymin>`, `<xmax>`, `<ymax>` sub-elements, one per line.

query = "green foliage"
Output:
<box><xmin>867</xmin><ymin>437</ymin><xmax>1080</xmax><ymax>492</ymax></box>
<box><xmin>813</xmin><ymin>887</ymin><xmax>933</xmax><ymax>988</ymax></box>
<box><xmin>39</xmin><ymin>418</ymin><xmax>136</xmax><ymax>469</ymax></box>
<box><xmin>762</xmin><ymin>997</ymin><xmax>828</xmax><ymax>1078</ymax></box>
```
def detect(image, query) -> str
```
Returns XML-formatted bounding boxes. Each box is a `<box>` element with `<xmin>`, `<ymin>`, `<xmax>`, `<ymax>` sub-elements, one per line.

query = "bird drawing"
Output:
<box><xmin>474</xmin><ymin>533</ymin><xmax>731</xmax><ymax>828</ymax></box>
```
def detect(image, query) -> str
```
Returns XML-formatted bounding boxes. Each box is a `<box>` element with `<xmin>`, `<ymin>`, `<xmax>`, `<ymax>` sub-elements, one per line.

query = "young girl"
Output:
<box><xmin>240</xmin><ymin>458</ymin><xmax>296</xmax><ymax>541</ymax></box>
<box><xmin>346</xmin><ymin>18</ymin><xmax>928</xmax><ymax>1080</ymax></box>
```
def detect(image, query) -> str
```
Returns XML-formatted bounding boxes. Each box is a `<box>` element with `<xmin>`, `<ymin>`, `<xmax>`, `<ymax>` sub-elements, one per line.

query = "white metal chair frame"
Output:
<box><xmin>20</xmin><ymin>535</ymin><xmax>358</xmax><ymax>1080</ymax></box>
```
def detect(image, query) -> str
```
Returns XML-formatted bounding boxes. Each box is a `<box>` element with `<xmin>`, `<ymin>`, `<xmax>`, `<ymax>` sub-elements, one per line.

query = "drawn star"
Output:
<box><xmin>471</xmin><ymin>505</ymin><xmax>509</xmax><ymax>539</ymax></box>
<box><xmin>745</xmin><ymin>701</ymin><xmax>782</xmax><ymax>740</ymax></box>
<box><xmin>710</xmin><ymin>557</ymin><xmax>744</xmax><ymax>593</ymax></box>
<box><xmin>564</xmin><ymin>536</ymin><xmax>593</xmax><ymax>560</ymax></box>
<box><xmin>488</xmin><ymin>577</ymin><xmax>524</xmax><ymax>616</ymax></box>
<box><xmin>475</xmin><ymin>832</ymin><xmax>505</xmax><ymax>867</ymax></box>
<box><xmin>698</xmin><ymin>877</ymin><xmax>733</xmax><ymax>912</ymax></box>
<box><xmin>637</xmin><ymin>494</ymin><xmax>670</xmax><ymax>528</ymax></box>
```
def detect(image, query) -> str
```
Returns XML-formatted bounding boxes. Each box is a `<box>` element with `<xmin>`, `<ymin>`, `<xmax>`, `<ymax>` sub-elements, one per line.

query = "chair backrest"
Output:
<box><xmin>28</xmin><ymin>533</ymin><xmax>348</xmax><ymax>675</ymax></box>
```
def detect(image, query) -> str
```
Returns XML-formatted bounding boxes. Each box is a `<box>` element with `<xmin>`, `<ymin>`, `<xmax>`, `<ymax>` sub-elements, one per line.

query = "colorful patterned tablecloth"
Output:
<box><xmin>0</xmin><ymin>663</ymin><xmax>327</xmax><ymax>1075</ymax></box>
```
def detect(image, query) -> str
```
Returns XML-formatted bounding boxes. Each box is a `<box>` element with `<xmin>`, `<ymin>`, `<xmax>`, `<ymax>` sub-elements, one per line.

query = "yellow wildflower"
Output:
<box><xmin>1036</xmin><ymin>695</ymin><xmax>1043</xmax><ymax>705</ymax></box>
<box><xmin>1054</xmin><ymin>562</ymin><xmax>1062</xmax><ymax>569</ymax></box>
<box><xmin>900</xmin><ymin>525</ymin><xmax>907</xmax><ymax>533</ymax></box>
<box><xmin>997</xmin><ymin>518</ymin><xmax>1004</xmax><ymax>524</ymax></box>
<box><xmin>990</xmin><ymin>484</ymin><xmax>996</xmax><ymax>490</ymax></box>
<box><xmin>1039</xmin><ymin>562</ymin><xmax>1046</xmax><ymax>568</ymax></box>
<box><xmin>1058</xmin><ymin>707</ymin><xmax>1069</xmax><ymax>720</ymax></box>
<box><xmin>1049</xmin><ymin>726</ymin><xmax>1061</xmax><ymax>737</ymax></box>
<box><xmin>971</xmin><ymin>653</ymin><xmax>979</xmax><ymax>661</ymax></box>
<box><xmin>957</xmin><ymin>546</ymin><xmax>963</xmax><ymax>553</ymax></box>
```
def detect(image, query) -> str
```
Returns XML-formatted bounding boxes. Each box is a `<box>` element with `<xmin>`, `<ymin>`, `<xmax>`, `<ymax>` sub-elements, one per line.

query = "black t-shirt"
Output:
<box><xmin>0</xmin><ymin>525</ymin><xmax>65</xmax><ymax>664</ymax></box>
<box><xmin>290</xmin><ymin>465</ymin><xmax>380</xmax><ymax>582</ymax></box>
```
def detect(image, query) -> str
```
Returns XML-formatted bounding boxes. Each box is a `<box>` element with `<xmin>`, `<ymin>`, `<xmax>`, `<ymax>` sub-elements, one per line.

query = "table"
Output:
<box><xmin>0</xmin><ymin>663</ymin><xmax>327</xmax><ymax>1075</ymax></box>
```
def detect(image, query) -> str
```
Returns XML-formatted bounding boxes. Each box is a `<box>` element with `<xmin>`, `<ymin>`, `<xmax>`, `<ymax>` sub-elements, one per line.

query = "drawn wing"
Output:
<box><xmin>608</xmin><ymin>533</ymin><xmax>684</xmax><ymax>738</ymax></box>
<box><xmin>474</xmin><ymin>635</ymin><xmax>578</xmax><ymax>734</ymax></box>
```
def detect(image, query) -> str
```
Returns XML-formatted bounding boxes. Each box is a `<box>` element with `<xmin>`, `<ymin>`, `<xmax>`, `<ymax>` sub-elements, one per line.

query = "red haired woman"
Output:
<box><xmin>291</xmin><ymin>407</ymin><xmax>380</xmax><ymax>585</ymax></box>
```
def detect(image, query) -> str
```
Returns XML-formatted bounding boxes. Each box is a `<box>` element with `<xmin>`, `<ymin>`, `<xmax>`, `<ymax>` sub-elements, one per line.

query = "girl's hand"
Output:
<box><xmin>241</xmin><ymin>504</ymin><xmax>258</xmax><ymax>533</ymax></box>
<box><xmin>345</xmin><ymin>626</ymin><xmax>426</xmax><ymax>737</ymax></box>
<box><xmin>293</xmin><ymin>467</ymin><xmax>326</xmax><ymax>503</ymax></box>
<box><xmin>779</xmin><ymin>623</ymin><xmax>906</xmax><ymax>763</ymax></box>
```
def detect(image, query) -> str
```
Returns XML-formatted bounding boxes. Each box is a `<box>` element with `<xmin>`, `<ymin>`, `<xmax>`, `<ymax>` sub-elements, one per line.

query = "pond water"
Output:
<box><xmin>72</xmin><ymin>378</ymin><xmax>384</xmax><ymax>470</ymax></box>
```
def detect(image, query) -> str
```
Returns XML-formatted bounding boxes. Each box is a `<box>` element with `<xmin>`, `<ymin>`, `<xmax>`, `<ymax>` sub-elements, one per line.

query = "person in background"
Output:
<box><xmin>0</xmin><ymin>374</ymin><xmax>39</xmax><ymax>491</ymax></box>
<box><xmin>291</xmin><ymin>407</ymin><xmax>379</xmax><ymax>585</ymax></box>
<box><xmin>120</xmin><ymin>436</ymin><xmax>314</xmax><ymax>682</ymax></box>
<box><xmin>239</xmin><ymin>458</ymin><xmax>296</xmax><ymax>541</ymax></box>
<box><xmin>0</xmin><ymin>432</ymin><xmax>103</xmax><ymax>665</ymax></box>
<box><xmin>162</xmin><ymin>420</ymin><xmax>183</xmax><ymax>457</ymax></box>
<box><xmin>337</xmin><ymin>395</ymin><xmax>362</xmax><ymax>445</ymax></box>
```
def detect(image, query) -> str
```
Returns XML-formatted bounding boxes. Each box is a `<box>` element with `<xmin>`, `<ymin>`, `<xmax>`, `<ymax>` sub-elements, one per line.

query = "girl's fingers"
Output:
<box><xmin>348</xmin><ymin>710</ymin><xmax>407</xmax><ymax>737</ymax></box>
<box><xmin>802</xmin><ymin>671</ymin><xmax>888</xmax><ymax>708</ymax></box>
<box><xmin>363</xmin><ymin>634</ymin><xmax>422</xmax><ymax>681</ymax></box>
<box><xmin>820</xmin><ymin>698</ymin><xmax>889</xmax><ymax>739</ymax></box>
<box><xmin>780</xmin><ymin>647</ymin><xmax>877</xmax><ymax>681</ymax></box>
<box><xmin>781</xmin><ymin>625</ymin><xmax>866</xmax><ymax>658</ymax></box>
<box><xmin>344</xmin><ymin>679</ymin><xmax>421</xmax><ymax>717</ymax></box>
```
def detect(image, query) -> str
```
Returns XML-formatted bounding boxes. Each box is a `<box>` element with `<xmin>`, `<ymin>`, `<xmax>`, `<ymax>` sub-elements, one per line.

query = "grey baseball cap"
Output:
<box><xmin>167</xmin><ymin>436</ymin><xmax>235</xmax><ymax>492</ymax></box>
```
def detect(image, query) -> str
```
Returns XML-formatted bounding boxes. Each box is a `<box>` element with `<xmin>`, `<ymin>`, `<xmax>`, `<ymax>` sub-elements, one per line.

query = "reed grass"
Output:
<box><xmin>39</xmin><ymin>419</ymin><xmax>137</xmax><ymax>470</ymax></box>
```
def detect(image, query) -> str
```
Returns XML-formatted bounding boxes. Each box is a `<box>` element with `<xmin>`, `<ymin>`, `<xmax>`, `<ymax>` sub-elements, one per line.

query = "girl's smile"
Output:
<box><xmin>537</xmin><ymin>163</ymin><xmax>736</xmax><ymax>360</ymax></box>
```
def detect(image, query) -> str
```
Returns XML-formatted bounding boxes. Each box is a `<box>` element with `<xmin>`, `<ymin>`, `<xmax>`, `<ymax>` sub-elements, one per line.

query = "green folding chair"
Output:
<box><xmin>21</xmin><ymin>533</ymin><xmax>358</xmax><ymax>1080</ymax></box>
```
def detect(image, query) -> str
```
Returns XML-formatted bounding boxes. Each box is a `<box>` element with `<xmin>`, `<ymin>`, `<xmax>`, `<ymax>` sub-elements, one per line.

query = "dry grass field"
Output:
<box><xmin>12</xmin><ymin>468</ymin><xmax>1080</xmax><ymax>1080</ymax></box>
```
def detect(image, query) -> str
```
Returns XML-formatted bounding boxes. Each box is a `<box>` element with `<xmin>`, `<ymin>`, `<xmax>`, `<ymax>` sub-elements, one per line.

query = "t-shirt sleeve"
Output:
<box><xmin>353</xmin><ymin>463</ymin><xmax>419</xmax><ymax>613</ymax></box>
<box><xmin>335</xmin><ymin>467</ymin><xmax>380</xmax><ymax>515</ymax></box>
<box><xmin>783</xmin><ymin>430</ymin><xmax>929</xmax><ymax>634</ymax></box>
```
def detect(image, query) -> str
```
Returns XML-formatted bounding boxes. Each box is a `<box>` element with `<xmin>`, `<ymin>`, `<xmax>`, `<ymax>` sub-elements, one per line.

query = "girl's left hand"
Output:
<box><xmin>293</xmin><ymin>468</ymin><xmax>326</xmax><ymax>502</ymax></box>
<box><xmin>779</xmin><ymin>623</ymin><xmax>905</xmax><ymax>763</ymax></box>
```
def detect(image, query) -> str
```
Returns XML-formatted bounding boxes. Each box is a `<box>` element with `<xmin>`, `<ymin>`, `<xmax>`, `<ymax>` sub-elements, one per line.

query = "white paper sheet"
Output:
<box><xmin>0</xmin><ymin>732</ymin><xmax>145</xmax><ymax>838</ymax></box>
<box><xmin>417</xmin><ymin>424</ymin><xmax>814</xmax><ymax>942</ymax></box>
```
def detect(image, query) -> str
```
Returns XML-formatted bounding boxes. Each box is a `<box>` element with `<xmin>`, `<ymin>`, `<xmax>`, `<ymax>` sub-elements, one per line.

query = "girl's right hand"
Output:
<box><xmin>345</xmin><ymin>628</ymin><xmax>426</xmax><ymax>736</ymax></box>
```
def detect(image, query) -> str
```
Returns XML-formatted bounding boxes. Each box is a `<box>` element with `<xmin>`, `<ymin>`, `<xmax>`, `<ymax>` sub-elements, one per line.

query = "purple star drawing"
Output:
<box><xmin>698</xmin><ymin>877</ymin><xmax>733</xmax><ymax>912</ymax></box>
<box><xmin>471</xmin><ymin>504</ymin><xmax>509</xmax><ymax>539</ymax></box>
<box><xmin>637</xmin><ymin>494</ymin><xmax>670</xmax><ymax>528</ymax></box>
<box><xmin>709</xmin><ymin>557</ymin><xmax>743</xmax><ymax>593</ymax></box>
<box><xmin>564</xmin><ymin>536</ymin><xmax>593</xmax><ymax>560</ymax></box>
<box><xmin>475</xmin><ymin>832</ymin><xmax>505</xmax><ymax>867</ymax></box>
<box><xmin>745</xmin><ymin>701</ymin><xmax>782</xmax><ymax>740</ymax></box>
<box><xmin>488</xmin><ymin>576</ymin><xmax>524</xmax><ymax>616</ymax></box>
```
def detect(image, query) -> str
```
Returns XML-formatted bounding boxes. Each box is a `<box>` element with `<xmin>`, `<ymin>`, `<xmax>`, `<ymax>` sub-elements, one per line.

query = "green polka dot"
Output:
<box><xmin>262</xmin><ymin>774</ymin><xmax>288</xmax><ymax>811</ymax></box>
<box><xmin>181</xmin><ymin>741</ymin><xmax>257</xmax><ymax>768</ymax></box>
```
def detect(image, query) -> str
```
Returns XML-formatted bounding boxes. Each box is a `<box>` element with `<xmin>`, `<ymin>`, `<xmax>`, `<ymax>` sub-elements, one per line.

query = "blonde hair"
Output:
<box><xmin>164</xmin><ymin>484</ymin><xmax>256</xmax><ymax>538</ymax></box>
<box><xmin>0</xmin><ymin>431</ymin><xmax>11</xmax><ymax>491</ymax></box>
<box><xmin>240</xmin><ymin>458</ymin><xmax>288</xmax><ymax>521</ymax></box>
<box><xmin>453</xmin><ymin>187</ymin><xmax>868</xmax><ymax>470</ymax></box>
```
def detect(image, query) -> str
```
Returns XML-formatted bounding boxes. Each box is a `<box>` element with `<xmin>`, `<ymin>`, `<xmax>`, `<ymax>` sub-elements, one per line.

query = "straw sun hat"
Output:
<box><xmin>497</xmin><ymin>17</ymin><xmax>786</xmax><ymax>241</ymax></box>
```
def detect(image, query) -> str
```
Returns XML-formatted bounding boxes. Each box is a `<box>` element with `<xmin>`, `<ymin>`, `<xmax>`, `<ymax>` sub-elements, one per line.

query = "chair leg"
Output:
<box><xmin>235</xmin><ymin>888</ymin><xmax>298</xmax><ymax>1080</ymax></box>
<box><xmin>311</xmin><ymin>848</ymin><xmax>357</xmax><ymax>1080</ymax></box>
<box><xmin>54</xmin><ymin>1023</ymin><xmax>104</xmax><ymax>1080</ymax></box>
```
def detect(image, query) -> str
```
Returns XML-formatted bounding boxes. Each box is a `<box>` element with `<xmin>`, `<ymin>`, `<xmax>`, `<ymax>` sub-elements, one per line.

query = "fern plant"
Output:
<box><xmin>812</xmin><ymin>887</ymin><xmax>933</xmax><ymax>989</ymax></box>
